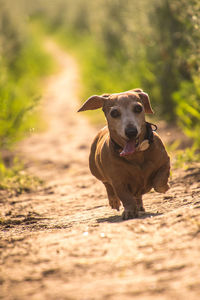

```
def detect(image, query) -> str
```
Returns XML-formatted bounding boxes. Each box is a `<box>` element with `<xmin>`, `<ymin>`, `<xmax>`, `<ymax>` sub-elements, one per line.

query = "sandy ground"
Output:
<box><xmin>0</xmin><ymin>41</ymin><xmax>200</xmax><ymax>300</ymax></box>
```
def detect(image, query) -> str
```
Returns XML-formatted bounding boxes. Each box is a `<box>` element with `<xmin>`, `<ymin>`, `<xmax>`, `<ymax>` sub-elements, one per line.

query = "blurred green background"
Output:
<box><xmin>0</xmin><ymin>0</ymin><xmax>200</xmax><ymax>182</ymax></box>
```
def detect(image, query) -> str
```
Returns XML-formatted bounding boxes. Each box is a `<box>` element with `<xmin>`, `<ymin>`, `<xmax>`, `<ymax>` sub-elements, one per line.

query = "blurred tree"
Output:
<box><xmin>149</xmin><ymin>0</ymin><xmax>200</xmax><ymax>121</ymax></box>
<box><xmin>0</xmin><ymin>0</ymin><xmax>26</xmax><ymax>66</ymax></box>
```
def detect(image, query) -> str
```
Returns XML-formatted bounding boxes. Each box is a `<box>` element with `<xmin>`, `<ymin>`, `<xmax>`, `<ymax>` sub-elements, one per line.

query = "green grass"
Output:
<box><xmin>0</xmin><ymin>24</ymin><xmax>55</xmax><ymax>149</ymax></box>
<box><xmin>0</xmin><ymin>21</ymin><xmax>55</xmax><ymax>191</ymax></box>
<box><xmin>0</xmin><ymin>158</ymin><xmax>44</xmax><ymax>196</ymax></box>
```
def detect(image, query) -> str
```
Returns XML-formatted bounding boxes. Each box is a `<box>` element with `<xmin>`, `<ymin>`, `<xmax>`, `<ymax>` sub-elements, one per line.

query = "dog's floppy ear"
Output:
<box><xmin>138</xmin><ymin>92</ymin><xmax>154</xmax><ymax>114</ymax></box>
<box><xmin>128</xmin><ymin>88</ymin><xmax>154</xmax><ymax>114</ymax></box>
<box><xmin>77</xmin><ymin>95</ymin><xmax>107</xmax><ymax>112</ymax></box>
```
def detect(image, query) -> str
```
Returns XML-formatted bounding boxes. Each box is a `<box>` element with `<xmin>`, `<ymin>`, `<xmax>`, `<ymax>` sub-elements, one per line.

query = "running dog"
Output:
<box><xmin>78</xmin><ymin>89</ymin><xmax>170</xmax><ymax>220</ymax></box>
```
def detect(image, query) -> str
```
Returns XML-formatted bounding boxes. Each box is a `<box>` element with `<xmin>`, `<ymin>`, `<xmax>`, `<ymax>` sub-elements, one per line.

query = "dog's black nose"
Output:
<box><xmin>125</xmin><ymin>126</ymin><xmax>138</xmax><ymax>139</ymax></box>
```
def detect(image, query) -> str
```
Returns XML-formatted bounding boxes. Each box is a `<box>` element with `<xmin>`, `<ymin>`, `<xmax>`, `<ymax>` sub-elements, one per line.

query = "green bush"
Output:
<box><xmin>174</xmin><ymin>78</ymin><xmax>200</xmax><ymax>149</ymax></box>
<box><xmin>0</xmin><ymin>36</ymin><xmax>51</xmax><ymax>149</ymax></box>
<box><xmin>0</xmin><ymin>0</ymin><xmax>53</xmax><ymax>180</ymax></box>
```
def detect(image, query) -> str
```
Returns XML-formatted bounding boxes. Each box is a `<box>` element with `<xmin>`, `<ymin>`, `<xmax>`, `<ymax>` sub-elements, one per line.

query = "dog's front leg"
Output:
<box><xmin>113</xmin><ymin>183</ymin><xmax>139</xmax><ymax>220</ymax></box>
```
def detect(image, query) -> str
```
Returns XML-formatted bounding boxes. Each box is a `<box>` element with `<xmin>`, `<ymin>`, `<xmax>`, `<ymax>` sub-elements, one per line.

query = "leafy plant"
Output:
<box><xmin>0</xmin><ymin>0</ymin><xmax>54</xmax><ymax>184</ymax></box>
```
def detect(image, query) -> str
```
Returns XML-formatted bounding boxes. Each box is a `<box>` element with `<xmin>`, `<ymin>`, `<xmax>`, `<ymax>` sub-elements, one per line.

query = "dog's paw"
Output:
<box><xmin>122</xmin><ymin>208</ymin><xmax>139</xmax><ymax>220</ymax></box>
<box><xmin>109</xmin><ymin>196</ymin><xmax>121</xmax><ymax>211</ymax></box>
<box><xmin>154</xmin><ymin>183</ymin><xmax>170</xmax><ymax>193</ymax></box>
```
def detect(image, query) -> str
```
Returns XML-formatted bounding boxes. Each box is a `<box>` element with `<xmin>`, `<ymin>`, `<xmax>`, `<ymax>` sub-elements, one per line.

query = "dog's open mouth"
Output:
<box><xmin>120</xmin><ymin>138</ymin><xmax>139</xmax><ymax>156</ymax></box>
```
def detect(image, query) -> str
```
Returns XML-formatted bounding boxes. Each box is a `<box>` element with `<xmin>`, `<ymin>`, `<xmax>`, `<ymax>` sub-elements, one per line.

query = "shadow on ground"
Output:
<box><xmin>97</xmin><ymin>211</ymin><xmax>162</xmax><ymax>223</ymax></box>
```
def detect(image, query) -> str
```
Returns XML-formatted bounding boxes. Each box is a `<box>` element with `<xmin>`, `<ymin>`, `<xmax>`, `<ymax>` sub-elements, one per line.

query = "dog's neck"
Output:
<box><xmin>110</xmin><ymin>122</ymin><xmax>157</xmax><ymax>155</ymax></box>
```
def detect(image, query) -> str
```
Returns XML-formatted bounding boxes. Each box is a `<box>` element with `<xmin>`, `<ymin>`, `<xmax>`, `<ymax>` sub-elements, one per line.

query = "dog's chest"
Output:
<box><xmin>118</xmin><ymin>153</ymin><xmax>157</xmax><ymax>193</ymax></box>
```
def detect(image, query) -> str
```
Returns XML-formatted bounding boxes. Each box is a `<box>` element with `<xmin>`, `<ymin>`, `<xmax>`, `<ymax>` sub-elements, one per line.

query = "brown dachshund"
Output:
<box><xmin>78</xmin><ymin>89</ymin><xmax>170</xmax><ymax>220</ymax></box>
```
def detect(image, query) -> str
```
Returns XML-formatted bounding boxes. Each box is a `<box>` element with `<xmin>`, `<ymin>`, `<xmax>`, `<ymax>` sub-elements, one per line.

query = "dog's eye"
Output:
<box><xmin>110</xmin><ymin>109</ymin><xmax>121</xmax><ymax>118</ymax></box>
<box><xmin>133</xmin><ymin>104</ymin><xmax>143</xmax><ymax>113</ymax></box>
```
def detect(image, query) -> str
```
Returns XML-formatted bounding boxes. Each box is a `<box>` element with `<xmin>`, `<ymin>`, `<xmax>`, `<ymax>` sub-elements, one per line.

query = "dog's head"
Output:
<box><xmin>78</xmin><ymin>89</ymin><xmax>153</xmax><ymax>156</ymax></box>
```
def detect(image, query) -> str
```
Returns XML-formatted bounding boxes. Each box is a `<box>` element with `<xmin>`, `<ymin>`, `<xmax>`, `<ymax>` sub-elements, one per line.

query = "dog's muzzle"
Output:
<box><xmin>112</xmin><ymin>122</ymin><xmax>157</xmax><ymax>157</ymax></box>
<box><xmin>125</xmin><ymin>126</ymin><xmax>138</xmax><ymax>139</ymax></box>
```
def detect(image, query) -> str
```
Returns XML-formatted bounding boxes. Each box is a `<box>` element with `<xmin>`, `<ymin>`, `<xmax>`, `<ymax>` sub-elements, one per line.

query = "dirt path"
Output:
<box><xmin>1</xmin><ymin>41</ymin><xmax>200</xmax><ymax>300</ymax></box>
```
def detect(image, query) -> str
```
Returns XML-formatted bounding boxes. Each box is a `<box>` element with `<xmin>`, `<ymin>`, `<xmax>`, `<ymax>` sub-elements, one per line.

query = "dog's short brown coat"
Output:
<box><xmin>78</xmin><ymin>89</ymin><xmax>170</xmax><ymax>219</ymax></box>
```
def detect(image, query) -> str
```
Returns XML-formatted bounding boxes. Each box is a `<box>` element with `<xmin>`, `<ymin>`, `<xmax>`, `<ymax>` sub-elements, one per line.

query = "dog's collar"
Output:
<box><xmin>111</xmin><ymin>122</ymin><xmax>157</xmax><ymax>154</ymax></box>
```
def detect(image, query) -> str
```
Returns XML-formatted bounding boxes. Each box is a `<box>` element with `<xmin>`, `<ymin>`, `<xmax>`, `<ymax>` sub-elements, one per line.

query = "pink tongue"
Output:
<box><xmin>120</xmin><ymin>140</ymin><xmax>136</xmax><ymax>156</ymax></box>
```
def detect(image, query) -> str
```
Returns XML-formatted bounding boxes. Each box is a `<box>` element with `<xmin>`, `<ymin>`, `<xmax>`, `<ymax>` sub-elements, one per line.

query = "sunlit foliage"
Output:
<box><xmin>0</xmin><ymin>0</ymin><xmax>53</xmax><ymax>178</ymax></box>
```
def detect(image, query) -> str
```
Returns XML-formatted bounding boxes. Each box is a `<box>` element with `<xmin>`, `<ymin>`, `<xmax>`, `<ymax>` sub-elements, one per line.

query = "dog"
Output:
<box><xmin>78</xmin><ymin>89</ymin><xmax>170</xmax><ymax>220</ymax></box>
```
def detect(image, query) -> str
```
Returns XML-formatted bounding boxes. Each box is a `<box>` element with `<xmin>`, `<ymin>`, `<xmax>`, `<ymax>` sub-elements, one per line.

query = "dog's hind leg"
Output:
<box><xmin>103</xmin><ymin>182</ymin><xmax>121</xmax><ymax>211</ymax></box>
<box><xmin>153</xmin><ymin>161</ymin><xmax>170</xmax><ymax>193</ymax></box>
